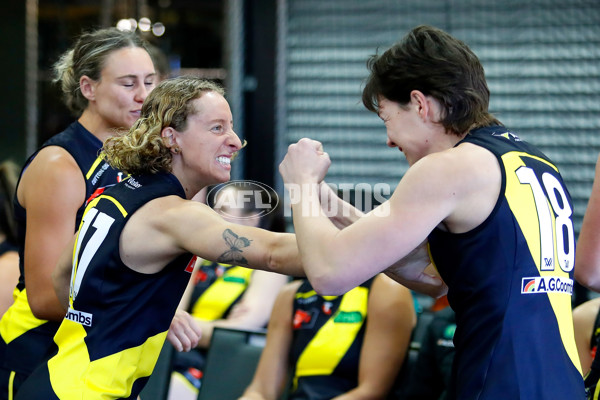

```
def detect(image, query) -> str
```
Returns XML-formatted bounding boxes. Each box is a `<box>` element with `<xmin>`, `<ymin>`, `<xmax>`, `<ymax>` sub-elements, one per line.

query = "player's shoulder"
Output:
<box><xmin>574</xmin><ymin>297</ymin><xmax>600</xmax><ymax>320</ymax></box>
<box><xmin>411</xmin><ymin>143</ymin><xmax>497</xmax><ymax>185</ymax></box>
<box><xmin>29</xmin><ymin>145</ymin><xmax>80</xmax><ymax>177</ymax></box>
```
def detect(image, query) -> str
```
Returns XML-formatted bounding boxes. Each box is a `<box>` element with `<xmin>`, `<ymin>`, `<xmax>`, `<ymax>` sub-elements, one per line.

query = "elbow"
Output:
<box><xmin>28</xmin><ymin>292</ymin><xmax>66</xmax><ymax>321</ymax></box>
<box><xmin>29</xmin><ymin>300</ymin><xmax>55</xmax><ymax>321</ymax></box>
<box><xmin>308</xmin><ymin>270</ymin><xmax>349</xmax><ymax>296</ymax></box>
<box><xmin>575</xmin><ymin>264</ymin><xmax>600</xmax><ymax>292</ymax></box>
<box><xmin>427</xmin><ymin>281</ymin><xmax>449</xmax><ymax>299</ymax></box>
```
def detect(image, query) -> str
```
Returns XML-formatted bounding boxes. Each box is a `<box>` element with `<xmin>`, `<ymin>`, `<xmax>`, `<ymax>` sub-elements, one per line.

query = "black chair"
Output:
<box><xmin>408</xmin><ymin>310</ymin><xmax>435</xmax><ymax>365</ymax></box>
<box><xmin>139</xmin><ymin>341</ymin><xmax>175</xmax><ymax>400</ymax></box>
<box><xmin>197</xmin><ymin>327</ymin><xmax>267</xmax><ymax>400</ymax></box>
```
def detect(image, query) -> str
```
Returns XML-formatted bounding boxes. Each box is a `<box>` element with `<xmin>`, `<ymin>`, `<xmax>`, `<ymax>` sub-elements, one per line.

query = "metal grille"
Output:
<box><xmin>276</xmin><ymin>0</ymin><xmax>600</xmax><ymax>232</ymax></box>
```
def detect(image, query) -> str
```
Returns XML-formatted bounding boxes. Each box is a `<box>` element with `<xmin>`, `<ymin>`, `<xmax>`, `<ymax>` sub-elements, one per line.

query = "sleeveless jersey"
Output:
<box><xmin>0</xmin><ymin>121</ymin><xmax>123</xmax><ymax>376</ymax></box>
<box><xmin>428</xmin><ymin>126</ymin><xmax>585</xmax><ymax>400</ymax></box>
<box><xmin>584</xmin><ymin>308</ymin><xmax>600</xmax><ymax>399</ymax></box>
<box><xmin>591</xmin><ymin>307</ymin><xmax>600</xmax><ymax>360</ymax></box>
<box><xmin>16</xmin><ymin>172</ymin><xmax>194</xmax><ymax>400</ymax></box>
<box><xmin>169</xmin><ymin>261</ymin><xmax>254</xmax><ymax>385</ymax></box>
<box><xmin>288</xmin><ymin>278</ymin><xmax>372</xmax><ymax>400</ymax></box>
<box><xmin>189</xmin><ymin>260</ymin><xmax>253</xmax><ymax>321</ymax></box>
<box><xmin>0</xmin><ymin>242</ymin><xmax>17</xmax><ymax>258</ymax></box>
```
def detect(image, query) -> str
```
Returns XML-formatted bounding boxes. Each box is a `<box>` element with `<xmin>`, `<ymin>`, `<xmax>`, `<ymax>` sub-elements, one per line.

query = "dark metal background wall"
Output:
<box><xmin>276</xmin><ymin>0</ymin><xmax>600</xmax><ymax>234</ymax></box>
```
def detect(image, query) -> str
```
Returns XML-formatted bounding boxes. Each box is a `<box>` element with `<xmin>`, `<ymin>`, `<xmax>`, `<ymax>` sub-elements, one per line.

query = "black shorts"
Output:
<box><xmin>0</xmin><ymin>367</ymin><xmax>31</xmax><ymax>400</ymax></box>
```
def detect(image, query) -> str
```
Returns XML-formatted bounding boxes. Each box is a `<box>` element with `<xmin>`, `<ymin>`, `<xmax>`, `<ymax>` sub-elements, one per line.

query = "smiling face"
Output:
<box><xmin>378</xmin><ymin>94</ymin><xmax>449</xmax><ymax>166</ymax></box>
<box><xmin>378</xmin><ymin>97</ymin><xmax>427</xmax><ymax>166</ymax></box>
<box><xmin>173</xmin><ymin>92</ymin><xmax>243</xmax><ymax>187</ymax></box>
<box><xmin>87</xmin><ymin>47</ymin><xmax>156</xmax><ymax>130</ymax></box>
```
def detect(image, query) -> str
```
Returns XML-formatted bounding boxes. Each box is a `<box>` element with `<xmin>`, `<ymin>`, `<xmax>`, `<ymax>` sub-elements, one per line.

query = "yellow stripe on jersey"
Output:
<box><xmin>502</xmin><ymin>151</ymin><xmax>581</xmax><ymax>374</ymax></box>
<box><xmin>295</xmin><ymin>290</ymin><xmax>337</xmax><ymax>302</ymax></box>
<box><xmin>191</xmin><ymin>266</ymin><xmax>253</xmax><ymax>321</ymax></box>
<box><xmin>49</xmin><ymin>319</ymin><xmax>166</xmax><ymax>399</ymax></box>
<box><xmin>70</xmin><ymin>195</ymin><xmax>128</xmax><ymax>310</ymax></box>
<box><xmin>502</xmin><ymin>151</ymin><xmax>557</xmax><ymax>273</ymax></box>
<box><xmin>295</xmin><ymin>285</ymin><xmax>368</xmax><ymax>379</ymax></box>
<box><xmin>8</xmin><ymin>371</ymin><xmax>15</xmax><ymax>400</ymax></box>
<box><xmin>0</xmin><ymin>289</ymin><xmax>46</xmax><ymax>344</ymax></box>
<box><xmin>85</xmin><ymin>157</ymin><xmax>104</xmax><ymax>180</ymax></box>
<box><xmin>86</xmin><ymin>195</ymin><xmax>128</xmax><ymax>218</ymax></box>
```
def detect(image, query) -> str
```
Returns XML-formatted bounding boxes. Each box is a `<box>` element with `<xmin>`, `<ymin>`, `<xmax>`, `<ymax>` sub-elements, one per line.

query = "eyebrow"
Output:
<box><xmin>116</xmin><ymin>72</ymin><xmax>157</xmax><ymax>80</ymax></box>
<box><xmin>205</xmin><ymin>118</ymin><xmax>234</xmax><ymax>127</ymax></box>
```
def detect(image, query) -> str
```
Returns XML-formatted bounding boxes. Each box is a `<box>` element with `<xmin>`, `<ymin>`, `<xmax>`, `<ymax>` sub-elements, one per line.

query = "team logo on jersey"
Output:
<box><xmin>322</xmin><ymin>301</ymin><xmax>333</xmax><ymax>315</ymax></box>
<box><xmin>293</xmin><ymin>309</ymin><xmax>313</xmax><ymax>329</ymax></box>
<box><xmin>125</xmin><ymin>177</ymin><xmax>142</xmax><ymax>189</ymax></box>
<box><xmin>91</xmin><ymin>162</ymin><xmax>112</xmax><ymax>185</ymax></box>
<box><xmin>185</xmin><ymin>255</ymin><xmax>197</xmax><ymax>273</ymax></box>
<box><xmin>66</xmin><ymin>308</ymin><xmax>93</xmax><ymax>327</ymax></box>
<box><xmin>492</xmin><ymin>131</ymin><xmax>521</xmax><ymax>142</ymax></box>
<box><xmin>333</xmin><ymin>311</ymin><xmax>363</xmax><ymax>324</ymax></box>
<box><xmin>296</xmin><ymin>292</ymin><xmax>320</xmax><ymax>305</ymax></box>
<box><xmin>521</xmin><ymin>276</ymin><xmax>573</xmax><ymax>295</ymax></box>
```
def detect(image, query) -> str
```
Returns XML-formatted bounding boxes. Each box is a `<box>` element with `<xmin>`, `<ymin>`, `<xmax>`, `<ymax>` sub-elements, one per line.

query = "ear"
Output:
<box><xmin>79</xmin><ymin>75</ymin><xmax>96</xmax><ymax>101</ymax></box>
<box><xmin>411</xmin><ymin>90</ymin><xmax>443</xmax><ymax>124</ymax></box>
<box><xmin>161</xmin><ymin>126</ymin><xmax>176</xmax><ymax>145</ymax></box>
<box><xmin>161</xmin><ymin>127</ymin><xmax>181</xmax><ymax>154</ymax></box>
<box><xmin>410</xmin><ymin>90</ymin><xmax>429</xmax><ymax>120</ymax></box>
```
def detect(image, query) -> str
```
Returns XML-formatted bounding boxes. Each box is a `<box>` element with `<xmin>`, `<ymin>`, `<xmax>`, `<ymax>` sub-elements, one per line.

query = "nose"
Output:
<box><xmin>228</xmin><ymin>129</ymin><xmax>243</xmax><ymax>152</ymax></box>
<box><xmin>386</xmin><ymin>136</ymin><xmax>396</xmax><ymax>148</ymax></box>
<box><xmin>134</xmin><ymin>83</ymin><xmax>151</xmax><ymax>103</ymax></box>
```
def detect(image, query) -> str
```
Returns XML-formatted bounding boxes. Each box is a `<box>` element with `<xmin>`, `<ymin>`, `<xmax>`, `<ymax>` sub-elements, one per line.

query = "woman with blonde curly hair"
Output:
<box><xmin>0</xmin><ymin>27</ymin><xmax>156</xmax><ymax>399</ymax></box>
<box><xmin>16</xmin><ymin>76</ymin><xmax>302</xmax><ymax>400</ymax></box>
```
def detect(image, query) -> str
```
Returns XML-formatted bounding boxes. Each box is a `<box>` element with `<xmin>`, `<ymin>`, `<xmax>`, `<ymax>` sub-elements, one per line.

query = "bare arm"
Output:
<box><xmin>51</xmin><ymin>234</ymin><xmax>77</xmax><ymax>313</ymax></box>
<box><xmin>194</xmin><ymin>270</ymin><xmax>289</xmax><ymax>348</ymax></box>
<box><xmin>319</xmin><ymin>182</ymin><xmax>364</xmax><ymax>229</ymax></box>
<box><xmin>320</xmin><ymin>183</ymin><xmax>446</xmax><ymax>298</ymax></box>
<box><xmin>239</xmin><ymin>280</ymin><xmax>301</xmax><ymax>400</ymax></box>
<box><xmin>121</xmin><ymin>198</ymin><xmax>304</xmax><ymax>277</ymax></box>
<box><xmin>176</xmin><ymin>257</ymin><xmax>203</xmax><ymax>311</ymax></box>
<box><xmin>572</xmin><ymin>297</ymin><xmax>600</xmax><ymax>374</ymax></box>
<box><xmin>575</xmin><ymin>154</ymin><xmax>600</xmax><ymax>290</ymax></box>
<box><xmin>0</xmin><ymin>251</ymin><xmax>20</xmax><ymax>316</ymax></box>
<box><xmin>279</xmin><ymin>139</ymin><xmax>493</xmax><ymax>295</ymax></box>
<box><xmin>19</xmin><ymin>147</ymin><xmax>85</xmax><ymax>320</ymax></box>
<box><xmin>167</xmin><ymin>258</ymin><xmax>205</xmax><ymax>351</ymax></box>
<box><xmin>331</xmin><ymin>274</ymin><xmax>416</xmax><ymax>400</ymax></box>
<box><xmin>384</xmin><ymin>242</ymin><xmax>448</xmax><ymax>298</ymax></box>
<box><xmin>167</xmin><ymin>309</ymin><xmax>202</xmax><ymax>352</ymax></box>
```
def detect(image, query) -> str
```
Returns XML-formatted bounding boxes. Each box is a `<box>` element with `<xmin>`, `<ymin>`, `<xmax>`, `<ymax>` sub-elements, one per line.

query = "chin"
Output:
<box><xmin>212</xmin><ymin>173</ymin><xmax>231</xmax><ymax>184</ymax></box>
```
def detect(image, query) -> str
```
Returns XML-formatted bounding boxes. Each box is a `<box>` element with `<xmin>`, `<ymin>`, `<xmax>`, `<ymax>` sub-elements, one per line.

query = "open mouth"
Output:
<box><xmin>217</xmin><ymin>156</ymin><xmax>231</xmax><ymax>166</ymax></box>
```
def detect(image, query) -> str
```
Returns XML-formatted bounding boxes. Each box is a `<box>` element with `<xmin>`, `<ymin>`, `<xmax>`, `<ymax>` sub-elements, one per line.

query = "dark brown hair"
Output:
<box><xmin>362</xmin><ymin>25</ymin><xmax>501</xmax><ymax>135</ymax></box>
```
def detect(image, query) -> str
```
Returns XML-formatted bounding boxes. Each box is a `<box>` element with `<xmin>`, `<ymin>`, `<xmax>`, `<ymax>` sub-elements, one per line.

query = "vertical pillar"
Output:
<box><xmin>0</xmin><ymin>3</ymin><xmax>27</xmax><ymax>163</ymax></box>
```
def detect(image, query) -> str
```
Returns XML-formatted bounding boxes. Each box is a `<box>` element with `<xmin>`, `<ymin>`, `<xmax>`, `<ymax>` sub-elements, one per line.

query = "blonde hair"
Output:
<box><xmin>53</xmin><ymin>27</ymin><xmax>150</xmax><ymax>116</ymax></box>
<box><xmin>102</xmin><ymin>76</ymin><xmax>225</xmax><ymax>175</ymax></box>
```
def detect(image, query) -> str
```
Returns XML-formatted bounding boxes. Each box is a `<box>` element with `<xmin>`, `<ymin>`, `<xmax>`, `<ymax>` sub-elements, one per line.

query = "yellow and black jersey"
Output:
<box><xmin>428</xmin><ymin>126</ymin><xmax>585</xmax><ymax>400</ymax></box>
<box><xmin>189</xmin><ymin>260</ymin><xmax>253</xmax><ymax>321</ymax></box>
<box><xmin>16</xmin><ymin>173</ymin><xmax>194</xmax><ymax>400</ymax></box>
<box><xmin>288</xmin><ymin>278</ymin><xmax>372</xmax><ymax>400</ymax></box>
<box><xmin>584</xmin><ymin>310</ymin><xmax>600</xmax><ymax>399</ymax></box>
<box><xmin>591</xmin><ymin>309</ymin><xmax>600</xmax><ymax>361</ymax></box>
<box><xmin>0</xmin><ymin>121</ymin><xmax>123</xmax><ymax>379</ymax></box>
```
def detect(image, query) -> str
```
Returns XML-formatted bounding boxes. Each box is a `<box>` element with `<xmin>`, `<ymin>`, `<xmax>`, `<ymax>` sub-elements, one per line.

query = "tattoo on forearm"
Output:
<box><xmin>217</xmin><ymin>228</ymin><xmax>252</xmax><ymax>265</ymax></box>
